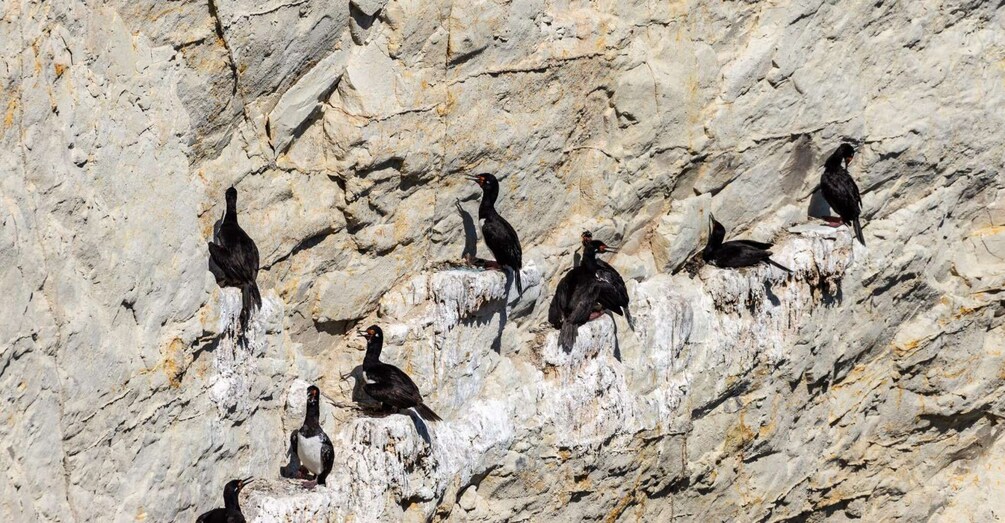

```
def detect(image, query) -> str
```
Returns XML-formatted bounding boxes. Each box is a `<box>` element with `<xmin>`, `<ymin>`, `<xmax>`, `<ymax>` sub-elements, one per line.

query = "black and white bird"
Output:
<box><xmin>548</xmin><ymin>238</ymin><xmax>617</xmax><ymax>352</ymax></box>
<box><xmin>288</xmin><ymin>385</ymin><xmax>334</xmax><ymax>489</ymax></box>
<box><xmin>208</xmin><ymin>187</ymin><xmax>262</xmax><ymax>338</ymax></box>
<box><xmin>357</xmin><ymin>326</ymin><xmax>442</xmax><ymax>422</ymax></box>
<box><xmin>196</xmin><ymin>477</ymin><xmax>253</xmax><ymax>523</ymax></box>
<box><xmin>580</xmin><ymin>231</ymin><xmax>633</xmax><ymax>328</ymax></box>
<box><xmin>820</xmin><ymin>143</ymin><xmax>865</xmax><ymax>245</ymax></box>
<box><xmin>702</xmin><ymin>214</ymin><xmax>791</xmax><ymax>272</ymax></box>
<box><xmin>466</xmin><ymin>173</ymin><xmax>523</xmax><ymax>293</ymax></box>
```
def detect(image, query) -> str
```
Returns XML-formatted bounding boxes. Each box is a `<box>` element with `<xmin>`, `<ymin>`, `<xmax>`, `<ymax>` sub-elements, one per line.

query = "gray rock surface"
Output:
<box><xmin>2</xmin><ymin>0</ymin><xmax>1004</xmax><ymax>521</ymax></box>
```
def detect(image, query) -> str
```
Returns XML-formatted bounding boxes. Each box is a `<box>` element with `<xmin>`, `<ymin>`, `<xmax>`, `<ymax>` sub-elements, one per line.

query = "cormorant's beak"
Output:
<box><xmin>357</xmin><ymin>329</ymin><xmax>368</xmax><ymax>338</ymax></box>
<box><xmin>603</xmin><ymin>246</ymin><xmax>619</xmax><ymax>253</ymax></box>
<box><xmin>465</xmin><ymin>175</ymin><xmax>480</xmax><ymax>183</ymax></box>
<box><xmin>240</xmin><ymin>477</ymin><xmax>254</xmax><ymax>488</ymax></box>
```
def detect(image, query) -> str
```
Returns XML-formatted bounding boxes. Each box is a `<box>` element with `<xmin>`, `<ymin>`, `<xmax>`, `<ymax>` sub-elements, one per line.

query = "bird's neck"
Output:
<box><xmin>703</xmin><ymin>229</ymin><xmax>725</xmax><ymax>259</ymax></box>
<box><xmin>303</xmin><ymin>401</ymin><xmax>320</xmax><ymax>427</ymax></box>
<box><xmin>224</xmin><ymin>199</ymin><xmax>239</xmax><ymax>225</ymax></box>
<box><xmin>478</xmin><ymin>187</ymin><xmax>499</xmax><ymax>220</ymax></box>
<box><xmin>224</xmin><ymin>490</ymin><xmax>241</xmax><ymax>514</ymax></box>
<box><xmin>824</xmin><ymin>151</ymin><xmax>845</xmax><ymax>171</ymax></box>
<box><xmin>581</xmin><ymin>248</ymin><xmax>599</xmax><ymax>269</ymax></box>
<box><xmin>363</xmin><ymin>339</ymin><xmax>383</xmax><ymax>367</ymax></box>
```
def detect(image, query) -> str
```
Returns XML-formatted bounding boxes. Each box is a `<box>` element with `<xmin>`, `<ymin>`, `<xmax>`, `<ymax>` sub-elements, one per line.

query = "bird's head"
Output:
<box><xmin>356</xmin><ymin>325</ymin><xmax>383</xmax><ymax>350</ymax></box>
<box><xmin>465</xmin><ymin>173</ymin><xmax>498</xmax><ymax>190</ymax></box>
<box><xmin>224</xmin><ymin>477</ymin><xmax>254</xmax><ymax>498</ymax></box>
<box><xmin>225</xmin><ymin>186</ymin><xmax>238</xmax><ymax>203</ymax></box>
<box><xmin>586</xmin><ymin>239</ymin><xmax>617</xmax><ymax>254</ymax></box>
<box><xmin>838</xmin><ymin>143</ymin><xmax>856</xmax><ymax>166</ymax></box>
<box><xmin>306</xmin><ymin>385</ymin><xmax>320</xmax><ymax>407</ymax></box>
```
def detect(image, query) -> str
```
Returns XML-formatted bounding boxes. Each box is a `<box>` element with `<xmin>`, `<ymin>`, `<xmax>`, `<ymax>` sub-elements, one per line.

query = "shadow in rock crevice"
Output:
<box><xmin>455</xmin><ymin>199</ymin><xmax>478</xmax><ymax>261</ymax></box>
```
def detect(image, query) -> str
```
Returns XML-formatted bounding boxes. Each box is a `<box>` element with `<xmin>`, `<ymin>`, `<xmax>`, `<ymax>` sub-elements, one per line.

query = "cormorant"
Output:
<box><xmin>288</xmin><ymin>385</ymin><xmax>334</xmax><ymax>489</ymax></box>
<box><xmin>208</xmin><ymin>187</ymin><xmax>262</xmax><ymax>338</ymax></box>
<box><xmin>466</xmin><ymin>173</ymin><xmax>523</xmax><ymax>293</ymax></box>
<box><xmin>820</xmin><ymin>143</ymin><xmax>865</xmax><ymax>245</ymax></box>
<box><xmin>357</xmin><ymin>326</ymin><xmax>442</xmax><ymax>422</ymax></box>
<box><xmin>581</xmin><ymin>231</ymin><xmax>633</xmax><ymax>328</ymax></box>
<box><xmin>702</xmin><ymin>214</ymin><xmax>792</xmax><ymax>272</ymax></box>
<box><xmin>196</xmin><ymin>477</ymin><xmax>253</xmax><ymax>523</ymax></box>
<box><xmin>548</xmin><ymin>238</ymin><xmax>616</xmax><ymax>352</ymax></box>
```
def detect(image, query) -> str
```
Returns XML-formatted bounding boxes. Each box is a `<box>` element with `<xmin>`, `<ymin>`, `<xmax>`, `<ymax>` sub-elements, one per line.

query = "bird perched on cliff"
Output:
<box><xmin>208</xmin><ymin>187</ymin><xmax>262</xmax><ymax>340</ymax></box>
<box><xmin>357</xmin><ymin>325</ymin><xmax>442</xmax><ymax>422</ymax></box>
<box><xmin>580</xmin><ymin>231</ymin><xmax>633</xmax><ymax>329</ymax></box>
<box><xmin>196</xmin><ymin>477</ymin><xmax>253</xmax><ymax>523</ymax></box>
<box><xmin>548</xmin><ymin>238</ymin><xmax>618</xmax><ymax>351</ymax></box>
<box><xmin>702</xmin><ymin>214</ymin><xmax>791</xmax><ymax>272</ymax></box>
<box><xmin>820</xmin><ymin>143</ymin><xmax>866</xmax><ymax>245</ymax></box>
<box><xmin>288</xmin><ymin>385</ymin><xmax>334</xmax><ymax>489</ymax></box>
<box><xmin>466</xmin><ymin>173</ymin><xmax>523</xmax><ymax>293</ymax></box>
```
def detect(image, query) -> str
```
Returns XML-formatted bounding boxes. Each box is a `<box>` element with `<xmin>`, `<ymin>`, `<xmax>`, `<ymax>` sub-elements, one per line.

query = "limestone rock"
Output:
<box><xmin>3</xmin><ymin>1</ymin><xmax>1005</xmax><ymax>521</ymax></box>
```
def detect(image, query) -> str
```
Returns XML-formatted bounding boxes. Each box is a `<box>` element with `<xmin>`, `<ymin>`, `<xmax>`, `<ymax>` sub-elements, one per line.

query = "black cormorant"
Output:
<box><xmin>548</xmin><ymin>239</ymin><xmax>615</xmax><ymax>352</ymax></box>
<box><xmin>702</xmin><ymin>214</ymin><xmax>791</xmax><ymax>272</ymax></box>
<box><xmin>208</xmin><ymin>187</ymin><xmax>262</xmax><ymax>338</ymax></box>
<box><xmin>580</xmin><ymin>231</ymin><xmax>632</xmax><ymax>328</ymax></box>
<box><xmin>196</xmin><ymin>477</ymin><xmax>253</xmax><ymax>523</ymax></box>
<box><xmin>358</xmin><ymin>326</ymin><xmax>442</xmax><ymax>422</ymax></box>
<box><xmin>820</xmin><ymin>143</ymin><xmax>865</xmax><ymax>245</ymax></box>
<box><xmin>467</xmin><ymin>173</ymin><xmax>523</xmax><ymax>292</ymax></box>
<box><xmin>288</xmin><ymin>385</ymin><xmax>334</xmax><ymax>489</ymax></box>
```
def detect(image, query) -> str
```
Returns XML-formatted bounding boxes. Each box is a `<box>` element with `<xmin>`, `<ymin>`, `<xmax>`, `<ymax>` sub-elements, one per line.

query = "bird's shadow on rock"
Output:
<box><xmin>405</xmin><ymin>410</ymin><xmax>432</xmax><ymax>445</ymax></box>
<box><xmin>455</xmin><ymin>200</ymin><xmax>478</xmax><ymax>261</ymax></box>
<box><xmin>764</xmin><ymin>281</ymin><xmax>782</xmax><ymax>307</ymax></box>
<box><xmin>460</xmin><ymin>298</ymin><xmax>508</xmax><ymax>354</ymax></box>
<box><xmin>610</xmin><ymin>313</ymin><xmax>622</xmax><ymax>362</ymax></box>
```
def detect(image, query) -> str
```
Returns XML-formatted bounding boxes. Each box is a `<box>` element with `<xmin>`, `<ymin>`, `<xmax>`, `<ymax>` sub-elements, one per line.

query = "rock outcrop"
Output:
<box><xmin>2</xmin><ymin>1</ymin><xmax>1003</xmax><ymax>522</ymax></box>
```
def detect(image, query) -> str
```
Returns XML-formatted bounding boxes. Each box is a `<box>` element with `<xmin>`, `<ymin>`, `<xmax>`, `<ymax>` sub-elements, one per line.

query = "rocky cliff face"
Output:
<box><xmin>2</xmin><ymin>1</ymin><xmax>1003</xmax><ymax>521</ymax></box>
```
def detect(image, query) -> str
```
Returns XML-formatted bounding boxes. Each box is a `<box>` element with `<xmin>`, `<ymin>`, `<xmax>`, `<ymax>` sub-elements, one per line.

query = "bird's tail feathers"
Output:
<box><xmin>767</xmin><ymin>258</ymin><xmax>793</xmax><ymax>273</ymax></box>
<box><xmin>513</xmin><ymin>267</ymin><xmax>523</xmax><ymax>295</ymax></box>
<box><xmin>239</xmin><ymin>282</ymin><xmax>261</xmax><ymax>335</ymax></box>
<box><xmin>414</xmin><ymin>403</ymin><xmax>442</xmax><ymax>422</ymax></box>
<box><xmin>559</xmin><ymin>321</ymin><xmax>578</xmax><ymax>353</ymax></box>
<box><xmin>852</xmin><ymin>218</ymin><xmax>865</xmax><ymax>245</ymax></box>
<box><xmin>624</xmin><ymin>307</ymin><xmax>636</xmax><ymax>331</ymax></box>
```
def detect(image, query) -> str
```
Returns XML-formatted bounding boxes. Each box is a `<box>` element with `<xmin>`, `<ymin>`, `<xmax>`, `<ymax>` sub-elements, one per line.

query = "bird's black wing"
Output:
<box><xmin>217</xmin><ymin>225</ymin><xmax>260</xmax><ymax>284</ymax></box>
<box><xmin>595</xmin><ymin>261</ymin><xmax>629</xmax><ymax>310</ymax></box>
<box><xmin>548</xmin><ymin>268</ymin><xmax>576</xmax><ymax>328</ymax></box>
<box><xmin>566</xmin><ymin>278</ymin><xmax>602</xmax><ymax>326</ymax></box>
<box><xmin>196</xmin><ymin>508</ymin><xmax>226</xmax><ymax>523</ymax></box>
<box><xmin>822</xmin><ymin>168</ymin><xmax>862</xmax><ymax>223</ymax></box>
<box><xmin>482</xmin><ymin>215</ymin><xmax>522</xmax><ymax>270</ymax></box>
<box><xmin>364</xmin><ymin>364</ymin><xmax>424</xmax><ymax>409</ymax></box>
<box><xmin>713</xmin><ymin>242</ymin><xmax>772</xmax><ymax>268</ymax></box>
<box><xmin>732</xmin><ymin>239</ymin><xmax>773</xmax><ymax>250</ymax></box>
<box><xmin>317</xmin><ymin>434</ymin><xmax>335</xmax><ymax>485</ymax></box>
<box><xmin>208</xmin><ymin>243</ymin><xmax>239</xmax><ymax>286</ymax></box>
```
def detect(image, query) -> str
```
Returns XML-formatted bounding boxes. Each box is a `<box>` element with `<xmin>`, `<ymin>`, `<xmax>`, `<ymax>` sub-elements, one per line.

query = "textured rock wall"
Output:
<box><xmin>2</xmin><ymin>0</ymin><xmax>1004</xmax><ymax>521</ymax></box>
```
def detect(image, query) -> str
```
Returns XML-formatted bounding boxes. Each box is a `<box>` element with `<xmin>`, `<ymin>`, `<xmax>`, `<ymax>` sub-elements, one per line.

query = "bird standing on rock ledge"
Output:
<box><xmin>580</xmin><ymin>231</ymin><xmax>633</xmax><ymax>329</ymax></box>
<box><xmin>820</xmin><ymin>143</ymin><xmax>866</xmax><ymax>245</ymax></box>
<box><xmin>357</xmin><ymin>325</ymin><xmax>442</xmax><ymax>422</ymax></box>
<box><xmin>288</xmin><ymin>385</ymin><xmax>334</xmax><ymax>489</ymax></box>
<box><xmin>466</xmin><ymin>173</ymin><xmax>523</xmax><ymax>293</ymax></box>
<box><xmin>549</xmin><ymin>237</ymin><xmax>620</xmax><ymax>352</ymax></box>
<box><xmin>702</xmin><ymin>214</ymin><xmax>792</xmax><ymax>273</ymax></box>
<box><xmin>208</xmin><ymin>187</ymin><xmax>262</xmax><ymax>341</ymax></box>
<box><xmin>196</xmin><ymin>477</ymin><xmax>253</xmax><ymax>523</ymax></box>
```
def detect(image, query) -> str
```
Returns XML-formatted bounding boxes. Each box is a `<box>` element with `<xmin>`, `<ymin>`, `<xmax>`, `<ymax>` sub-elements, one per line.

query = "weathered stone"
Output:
<box><xmin>3</xmin><ymin>1</ymin><xmax>1005</xmax><ymax>521</ymax></box>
